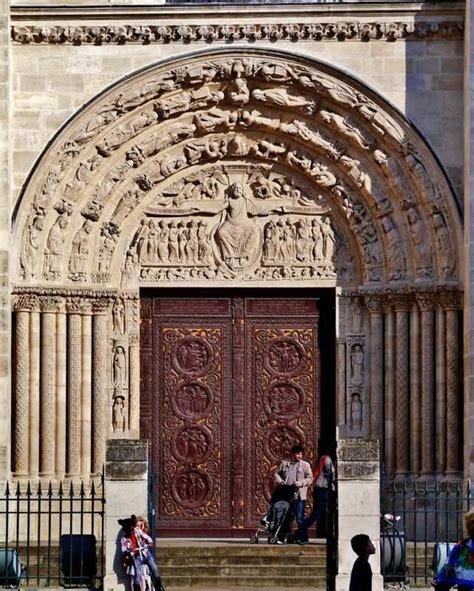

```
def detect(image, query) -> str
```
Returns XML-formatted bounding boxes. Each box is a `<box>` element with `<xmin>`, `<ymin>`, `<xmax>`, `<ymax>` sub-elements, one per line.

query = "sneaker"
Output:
<box><xmin>276</xmin><ymin>540</ymin><xmax>284</xmax><ymax>545</ymax></box>
<box><xmin>260</xmin><ymin>517</ymin><xmax>270</xmax><ymax>526</ymax></box>
<box><xmin>297</xmin><ymin>540</ymin><xmax>309</xmax><ymax>546</ymax></box>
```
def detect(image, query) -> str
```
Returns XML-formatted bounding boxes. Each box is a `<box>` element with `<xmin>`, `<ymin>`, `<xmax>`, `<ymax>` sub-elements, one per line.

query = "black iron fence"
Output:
<box><xmin>381</xmin><ymin>479</ymin><xmax>473</xmax><ymax>587</ymax></box>
<box><xmin>0</xmin><ymin>475</ymin><xmax>105</xmax><ymax>588</ymax></box>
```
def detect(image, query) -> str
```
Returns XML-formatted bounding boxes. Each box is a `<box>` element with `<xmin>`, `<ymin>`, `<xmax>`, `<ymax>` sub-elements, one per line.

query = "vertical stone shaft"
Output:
<box><xmin>365</xmin><ymin>296</ymin><xmax>384</xmax><ymax>440</ymax></box>
<box><xmin>92</xmin><ymin>307</ymin><xmax>108</xmax><ymax>473</ymax></box>
<box><xmin>446</xmin><ymin>301</ymin><xmax>460</xmax><ymax>477</ymax></box>
<box><xmin>435</xmin><ymin>306</ymin><xmax>446</xmax><ymax>476</ymax></box>
<box><xmin>55</xmin><ymin>304</ymin><xmax>67</xmax><ymax>478</ymax></box>
<box><xmin>418</xmin><ymin>295</ymin><xmax>436</xmax><ymax>479</ymax></box>
<box><xmin>40</xmin><ymin>310</ymin><xmax>57</xmax><ymax>477</ymax></box>
<box><xmin>410</xmin><ymin>306</ymin><xmax>421</xmax><ymax>477</ymax></box>
<box><xmin>29</xmin><ymin>308</ymin><xmax>40</xmax><ymax>477</ymax></box>
<box><xmin>336</xmin><ymin>339</ymin><xmax>346</xmax><ymax>428</ymax></box>
<box><xmin>67</xmin><ymin>310</ymin><xmax>82</xmax><ymax>477</ymax></box>
<box><xmin>395</xmin><ymin>300</ymin><xmax>410</xmax><ymax>477</ymax></box>
<box><xmin>384</xmin><ymin>306</ymin><xmax>396</xmax><ymax>477</ymax></box>
<box><xmin>81</xmin><ymin>305</ymin><xmax>92</xmax><ymax>477</ymax></box>
<box><xmin>129</xmin><ymin>337</ymin><xmax>140</xmax><ymax>436</ymax></box>
<box><xmin>14</xmin><ymin>309</ymin><xmax>30</xmax><ymax>476</ymax></box>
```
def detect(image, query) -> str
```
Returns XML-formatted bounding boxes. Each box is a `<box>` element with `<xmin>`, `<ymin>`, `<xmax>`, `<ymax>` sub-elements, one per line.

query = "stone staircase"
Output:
<box><xmin>156</xmin><ymin>540</ymin><xmax>327</xmax><ymax>589</ymax></box>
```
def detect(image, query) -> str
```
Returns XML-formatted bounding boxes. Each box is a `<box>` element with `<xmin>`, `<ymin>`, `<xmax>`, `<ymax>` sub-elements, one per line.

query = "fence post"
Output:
<box><xmin>103</xmin><ymin>440</ymin><xmax>148</xmax><ymax>591</ymax></box>
<box><xmin>336</xmin><ymin>439</ymin><xmax>383</xmax><ymax>591</ymax></box>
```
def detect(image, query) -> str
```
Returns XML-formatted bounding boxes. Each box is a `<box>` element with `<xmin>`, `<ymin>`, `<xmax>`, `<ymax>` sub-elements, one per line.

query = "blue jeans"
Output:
<box><xmin>294</xmin><ymin>499</ymin><xmax>306</xmax><ymax>527</ymax></box>
<box><xmin>296</xmin><ymin>488</ymin><xmax>328</xmax><ymax>541</ymax></box>
<box><xmin>133</xmin><ymin>552</ymin><xmax>161</xmax><ymax>589</ymax></box>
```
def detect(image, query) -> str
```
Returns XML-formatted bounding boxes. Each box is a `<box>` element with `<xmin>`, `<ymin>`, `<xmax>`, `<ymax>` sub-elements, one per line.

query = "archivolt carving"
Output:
<box><xmin>13</xmin><ymin>49</ymin><xmax>462</xmax><ymax>291</ymax></box>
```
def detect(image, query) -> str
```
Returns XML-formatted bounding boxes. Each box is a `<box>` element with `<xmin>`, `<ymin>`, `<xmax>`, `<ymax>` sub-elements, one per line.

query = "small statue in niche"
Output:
<box><xmin>113</xmin><ymin>345</ymin><xmax>127</xmax><ymax>387</ymax></box>
<box><xmin>350</xmin><ymin>344</ymin><xmax>364</xmax><ymax>385</ymax></box>
<box><xmin>45</xmin><ymin>214</ymin><xmax>69</xmax><ymax>277</ymax></box>
<box><xmin>350</xmin><ymin>393</ymin><xmax>363</xmax><ymax>432</ymax></box>
<box><xmin>350</xmin><ymin>297</ymin><xmax>363</xmax><ymax>334</ymax></box>
<box><xmin>69</xmin><ymin>219</ymin><xmax>94</xmax><ymax>278</ymax></box>
<box><xmin>112</xmin><ymin>298</ymin><xmax>126</xmax><ymax>335</ymax></box>
<box><xmin>112</xmin><ymin>396</ymin><xmax>126</xmax><ymax>434</ymax></box>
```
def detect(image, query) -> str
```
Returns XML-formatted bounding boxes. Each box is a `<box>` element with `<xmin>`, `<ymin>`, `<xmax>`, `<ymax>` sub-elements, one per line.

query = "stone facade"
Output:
<box><xmin>0</xmin><ymin>0</ymin><xmax>470</xmax><ymax>587</ymax></box>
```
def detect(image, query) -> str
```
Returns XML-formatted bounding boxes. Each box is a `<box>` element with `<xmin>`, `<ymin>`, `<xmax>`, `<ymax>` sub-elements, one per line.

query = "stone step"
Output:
<box><xmin>159</xmin><ymin>554</ymin><xmax>325</xmax><ymax>566</ymax></box>
<box><xmin>161</xmin><ymin>564</ymin><xmax>324</xmax><ymax>577</ymax></box>
<box><xmin>156</xmin><ymin>544</ymin><xmax>325</xmax><ymax>557</ymax></box>
<box><xmin>162</xmin><ymin>575</ymin><xmax>326</xmax><ymax>588</ymax></box>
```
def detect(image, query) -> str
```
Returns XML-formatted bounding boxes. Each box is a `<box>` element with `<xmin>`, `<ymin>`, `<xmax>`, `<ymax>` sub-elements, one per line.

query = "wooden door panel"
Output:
<box><xmin>142</xmin><ymin>296</ymin><xmax>319</xmax><ymax>535</ymax></box>
<box><xmin>244</xmin><ymin>300</ymin><xmax>319</xmax><ymax>529</ymax></box>
<box><xmin>153</xmin><ymin>311</ymin><xmax>232</xmax><ymax>531</ymax></box>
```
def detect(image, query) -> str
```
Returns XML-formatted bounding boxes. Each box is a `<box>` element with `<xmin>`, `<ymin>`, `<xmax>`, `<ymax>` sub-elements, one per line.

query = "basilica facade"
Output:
<box><xmin>0</xmin><ymin>0</ymin><xmax>470</xmax><ymax>571</ymax></box>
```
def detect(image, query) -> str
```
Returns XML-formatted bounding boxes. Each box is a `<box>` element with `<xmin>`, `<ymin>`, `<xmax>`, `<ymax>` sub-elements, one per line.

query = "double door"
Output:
<box><xmin>140</xmin><ymin>295</ymin><xmax>320</xmax><ymax>535</ymax></box>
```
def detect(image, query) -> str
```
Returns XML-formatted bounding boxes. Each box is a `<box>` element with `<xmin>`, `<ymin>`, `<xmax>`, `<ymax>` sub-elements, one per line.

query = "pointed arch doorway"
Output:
<box><xmin>140</xmin><ymin>288</ymin><xmax>335</xmax><ymax>536</ymax></box>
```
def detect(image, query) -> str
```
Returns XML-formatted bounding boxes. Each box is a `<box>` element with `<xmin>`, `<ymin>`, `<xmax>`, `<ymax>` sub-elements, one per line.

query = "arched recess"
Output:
<box><xmin>11</xmin><ymin>48</ymin><xmax>463</xmax><ymax>482</ymax></box>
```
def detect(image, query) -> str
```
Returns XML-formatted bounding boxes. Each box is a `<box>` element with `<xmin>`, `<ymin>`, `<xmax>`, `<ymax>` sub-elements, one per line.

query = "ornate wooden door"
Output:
<box><xmin>140</xmin><ymin>296</ymin><xmax>320</xmax><ymax>536</ymax></box>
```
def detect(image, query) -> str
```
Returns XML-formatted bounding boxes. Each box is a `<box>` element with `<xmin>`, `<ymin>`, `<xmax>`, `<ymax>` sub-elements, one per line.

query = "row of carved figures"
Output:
<box><xmin>262</xmin><ymin>216</ymin><xmax>336</xmax><ymax>265</ymax></box>
<box><xmin>135</xmin><ymin>218</ymin><xmax>213</xmax><ymax>265</ymax></box>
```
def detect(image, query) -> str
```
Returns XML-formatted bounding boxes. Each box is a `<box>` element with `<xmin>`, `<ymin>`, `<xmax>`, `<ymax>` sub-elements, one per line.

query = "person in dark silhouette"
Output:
<box><xmin>349</xmin><ymin>533</ymin><xmax>376</xmax><ymax>591</ymax></box>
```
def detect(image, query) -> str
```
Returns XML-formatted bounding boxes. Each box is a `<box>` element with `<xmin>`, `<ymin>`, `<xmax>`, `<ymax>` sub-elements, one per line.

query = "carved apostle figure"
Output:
<box><xmin>69</xmin><ymin>219</ymin><xmax>94</xmax><ymax>277</ymax></box>
<box><xmin>21</xmin><ymin>213</ymin><xmax>44</xmax><ymax>279</ymax></box>
<box><xmin>45</xmin><ymin>215</ymin><xmax>69</xmax><ymax>276</ymax></box>
<box><xmin>112</xmin><ymin>396</ymin><xmax>126</xmax><ymax>434</ymax></box>
<box><xmin>113</xmin><ymin>298</ymin><xmax>126</xmax><ymax>335</ymax></box>
<box><xmin>350</xmin><ymin>344</ymin><xmax>364</xmax><ymax>385</ymax></box>
<box><xmin>350</xmin><ymin>393</ymin><xmax>363</xmax><ymax>432</ymax></box>
<box><xmin>113</xmin><ymin>345</ymin><xmax>127</xmax><ymax>387</ymax></box>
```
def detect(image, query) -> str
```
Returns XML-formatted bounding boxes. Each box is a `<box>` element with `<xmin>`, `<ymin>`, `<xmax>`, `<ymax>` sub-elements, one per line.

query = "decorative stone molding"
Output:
<box><xmin>11</xmin><ymin>21</ymin><xmax>464</xmax><ymax>45</ymax></box>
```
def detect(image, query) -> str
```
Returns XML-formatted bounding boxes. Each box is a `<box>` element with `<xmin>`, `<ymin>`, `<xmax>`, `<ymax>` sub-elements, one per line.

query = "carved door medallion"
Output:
<box><xmin>141</xmin><ymin>296</ymin><xmax>320</xmax><ymax>536</ymax></box>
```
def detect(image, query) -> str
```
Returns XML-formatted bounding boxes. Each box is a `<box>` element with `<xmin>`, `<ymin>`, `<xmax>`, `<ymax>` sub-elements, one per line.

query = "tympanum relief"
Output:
<box><xmin>122</xmin><ymin>169</ymin><xmax>346</xmax><ymax>284</ymax></box>
<box><xmin>15</xmin><ymin>53</ymin><xmax>460</xmax><ymax>290</ymax></box>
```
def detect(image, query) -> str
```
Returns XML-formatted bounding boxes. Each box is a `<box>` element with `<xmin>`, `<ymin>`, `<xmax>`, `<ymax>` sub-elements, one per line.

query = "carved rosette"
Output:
<box><xmin>13</xmin><ymin>50</ymin><xmax>460</xmax><ymax>291</ymax></box>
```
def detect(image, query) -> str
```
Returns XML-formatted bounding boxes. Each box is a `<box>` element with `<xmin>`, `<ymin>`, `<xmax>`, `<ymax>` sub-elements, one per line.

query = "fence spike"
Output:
<box><xmin>37</xmin><ymin>481</ymin><xmax>42</xmax><ymax>496</ymax></box>
<box><xmin>69</xmin><ymin>480</ymin><xmax>74</xmax><ymax>497</ymax></box>
<box><xmin>91</xmin><ymin>480</ymin><xmax>96</xmax><ymax>496</ymax></box>
<box><xmin>16</xmin><ymin>480</ymin><xmax>21</xmax><ymax>497</ymax></box>
<box><xmin>80</xmin><ymin>480</ymin><xmax>85</xmax><ymax>496</ymax></box>
<box><xmin>59</xmin><ymin>481</ymin><xmax>63</xmax><ymax>497</ymax></box>
<box><xmin>26</xmin><ymin>480</ymin><xmax>31</xmax><ymax>496</ymax></box>
<box><xmin>5</xmin><ymin>481</ymin><xmax>10</xmax><ymax>496</ymax></box>
<box><xmin>48</xmin><ymin>481</ymin><xmax>53</xmax><ymax>496</ymax></box>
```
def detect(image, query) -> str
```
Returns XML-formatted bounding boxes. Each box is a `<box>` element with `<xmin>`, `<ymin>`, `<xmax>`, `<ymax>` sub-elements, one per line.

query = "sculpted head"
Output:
<box><xmin>228</xmin><ymin>183</ymin><xmax>244</xmax><ymax>199</ymax></box>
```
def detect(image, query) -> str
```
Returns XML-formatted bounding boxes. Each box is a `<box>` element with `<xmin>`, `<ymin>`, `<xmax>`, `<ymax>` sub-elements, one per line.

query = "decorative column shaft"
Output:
<box><xmin>92</xmin><ymin>301</ymin><xmax>109</xmax><ymax>474</ymax></box>
<box><xmin>81</xmin><ymin>302</ymin><xmax>93</xmax><ymax>477</ymax></box>
<box><xmin>444</xmin><ymin>293</ymin><xmax>461</xmax><ymax>478</ymax></box>
<box><xmin>67</xmin><ymin>303</ymin><xmax>82</xmax><ymax>478</ymax></box>
<box><xmin>14</xmin><ymin>306</ymin><xmax>30</xmax><ymax>477</ymax></box>
<box><xmin>394</xmin><ymin>298</ymin><xmax>410</xmax><ymax>478</ymax></box>
<box><xmin>56</xmin><ymin>302</ymin><xmax>67</xmax><ymax>478</ymax></box>
<box><xmin>29</xmin><ymin>305</ymin><xmax>40</xmax><ymax>477</ymax></box>
<box><xmin>410</xmin><ymin>305</ymin><xmax>421</xmax><ymax>477</ymax></box>
<box><xmin>435</xmin><ymin>305</ymin><xmax>446</xmax><ymax>476</ymax></box>
<box><xmin>129</xmin><ymin>336</ymin><xmax>140</xmax><ymax>436</ymax></box>
<box><xmin>418</xmin><ymin>294</ymin><xmax>436</xmax><ymax>480</ymax></box>
<box><xmin>384</xmin><ymin>304</ymin><xmax>396</xmax><ymax>478</ymax></box>
<box><xmin>40</xmin><ymin>299</ymin><xmax>59</xmax><ymax>477</ymax></box>
<box><xmin>365</xmin><ymin>296</ymin><xmax>384</xmax><ymax>440</ymax></box>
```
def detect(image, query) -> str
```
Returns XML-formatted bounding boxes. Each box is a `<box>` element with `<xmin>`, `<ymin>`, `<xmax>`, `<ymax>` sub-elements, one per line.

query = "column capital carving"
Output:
<box><xmin>391</xmin><ymin>295</ymin><xmax>413</xmax><ymax>313</ymax></box>
<box><xmin>416</xmin><ymin>292</ymin><xmax>438</xmax><ymax>311</ymax></box>
<box><xmin>364</xmin><ymin>294</ymin><xmax>384</xmax><ymax>314</ymax></box>
<box><xmin>439</xmin><ymin>291</ymin><xmax>463</xmax><ymax>311</ymax></box>
<box><xmin>40</xmin><ymin>295</ymin><xmax>65</xmax><ymax>313</ymax></box>
<box><xmin>91</xmin><ymin>297</ymin><xmax>112</xmax><ymax>314</ymax></box>
<box><xmin>12</xmin><ymin>293</ymin><xmax>40</xmax><ymax>312</ymax></box>
<box><xmin>66</xmin><ymin>297</ymin><xmax>92</xmax><ymax>314</ymax></box>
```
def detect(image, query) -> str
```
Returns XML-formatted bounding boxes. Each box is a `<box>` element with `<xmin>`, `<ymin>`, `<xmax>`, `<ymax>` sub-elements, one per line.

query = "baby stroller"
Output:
<box><xmin>250</xmin><ymin>484</ymin><xmax>298</xmax><ymax>545</ymax></box>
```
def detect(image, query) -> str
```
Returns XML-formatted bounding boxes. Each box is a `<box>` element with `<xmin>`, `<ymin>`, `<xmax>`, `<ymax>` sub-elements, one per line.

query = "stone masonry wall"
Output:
<box><xmin>9</xmin><ymin>5</ymin><xmax>464</xmax><ymax>208</ymax></box>
<box><xmin>0</xmin><ymin>0</ymin><xmax>11</xmax><ymax>480</ymax></box>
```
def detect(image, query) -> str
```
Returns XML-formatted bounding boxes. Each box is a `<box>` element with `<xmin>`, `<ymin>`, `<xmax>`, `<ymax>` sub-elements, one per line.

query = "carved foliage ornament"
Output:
<box><xmin>11</xmin><ymin>21</ymin><xmax>463</xmax><ymax>45</ymax></box>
